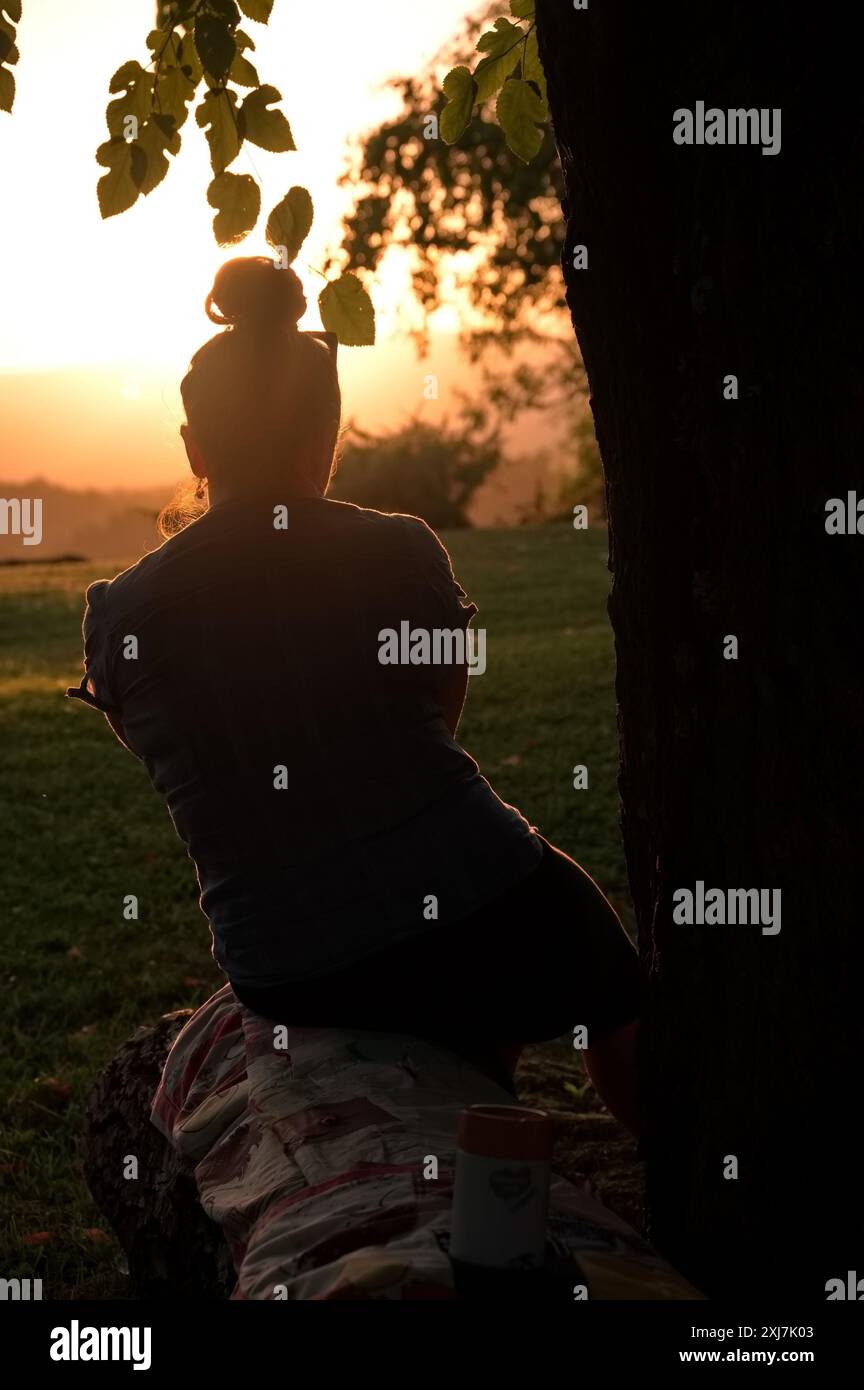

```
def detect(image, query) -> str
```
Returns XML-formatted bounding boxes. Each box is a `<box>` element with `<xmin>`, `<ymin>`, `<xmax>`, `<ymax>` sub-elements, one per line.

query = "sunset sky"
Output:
<box><xmin>0</xmin><ymin>0</ymin><xmax>486</xmax><ymax>490</ymax></box>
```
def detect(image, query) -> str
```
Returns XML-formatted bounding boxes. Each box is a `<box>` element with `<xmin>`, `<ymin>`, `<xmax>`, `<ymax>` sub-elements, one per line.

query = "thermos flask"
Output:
<box><xmin>450</xmin><ymin>1103</ymin><xmax>553</xmax><ymax>1270</ymax></box>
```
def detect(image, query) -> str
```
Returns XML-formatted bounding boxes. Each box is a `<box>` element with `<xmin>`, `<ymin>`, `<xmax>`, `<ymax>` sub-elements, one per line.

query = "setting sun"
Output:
<box><xmin>0</xmin><ymin>0</ymin><xmax>471</xmax><ymax>375</ymax></box>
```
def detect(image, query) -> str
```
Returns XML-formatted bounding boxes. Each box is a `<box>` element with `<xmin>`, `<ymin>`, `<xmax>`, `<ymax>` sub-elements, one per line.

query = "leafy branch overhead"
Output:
<box><xmin>88</xmin><ymin>0</ymin><xmax>373</xmax><ymax>345</ymax></box>
<box><xmin>338</xmin><ymin>1</ymin><xmax>561</xmax><ymax>353</ymax></box>
<box><xmin>0</xmin><ymin>0</ymin><xmax>22</xmax><ymax>114</ymax></box>
<box><xmin>440</xmin><ymin>0</ymin><xmax>548</xmax><ymax>163</ymax></box>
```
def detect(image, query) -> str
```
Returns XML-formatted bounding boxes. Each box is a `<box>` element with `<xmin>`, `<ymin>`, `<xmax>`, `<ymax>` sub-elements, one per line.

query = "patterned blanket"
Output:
<box><xmin>150</xmin><ymin>985</ymin><xmax>702</xmax><ymax>1300</ymax></box>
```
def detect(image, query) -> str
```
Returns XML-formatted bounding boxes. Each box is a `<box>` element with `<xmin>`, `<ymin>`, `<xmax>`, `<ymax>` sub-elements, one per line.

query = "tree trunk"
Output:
<box><xmin>537</xmin><ymin>0</ymin><xmax>864</xmax><ymax>1296</ymax></box>
<box><xmin>82</xmin><ymin>1012</ymin><xmax>234</xmax><ymax>1299</ymax></box>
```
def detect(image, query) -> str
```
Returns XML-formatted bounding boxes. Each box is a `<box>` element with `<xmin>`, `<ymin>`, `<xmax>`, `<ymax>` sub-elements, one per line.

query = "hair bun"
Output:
<box><xmin>205</xmin><ymin>256</ymin><xmax>307</xmax><ymax>332</ymax></box>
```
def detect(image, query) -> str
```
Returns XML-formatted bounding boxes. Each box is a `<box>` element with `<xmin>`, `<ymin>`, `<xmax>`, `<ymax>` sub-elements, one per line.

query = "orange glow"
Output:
<box><xmin>0</xmin><ymin>0</ymin><xmax>477</xmax><ymax>489</ymax></box>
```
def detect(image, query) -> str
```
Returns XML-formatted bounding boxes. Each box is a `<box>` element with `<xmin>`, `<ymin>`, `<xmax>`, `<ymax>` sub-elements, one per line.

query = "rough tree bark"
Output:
<box><xmin>82</xmin><ymin>1012</ymin><xmax>234</xmax><ymax>1299</ymax></box>
<box><xmin>536</xmin><ymin>0</ymin><xmax>864</xmax><ymax>1296</ymax></box>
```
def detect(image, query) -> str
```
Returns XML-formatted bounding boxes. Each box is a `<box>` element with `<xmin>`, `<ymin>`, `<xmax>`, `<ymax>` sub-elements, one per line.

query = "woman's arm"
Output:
<box><xmin>402</xmin><ymin>517</ymin><xmax>478</xmax><ymax>739</ymax></box>
<box><xmin>67</xmin><ymin>579</ymin><xmax>140</xmax><ymax>752</ymax></box>
<box><xmin>66</xmin><ymin>672</ymin><xmax>138</xmax><ymax>755</ymax></box>
<box><xmin>103</xmin><ymin>708</ymin><xmax>136</xmax><ymax>754</ymax></box>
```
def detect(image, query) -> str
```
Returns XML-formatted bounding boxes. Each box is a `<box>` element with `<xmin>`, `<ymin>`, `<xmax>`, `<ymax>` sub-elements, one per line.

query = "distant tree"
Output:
<box><xmin>550</xmin><ymin>411</ymin><xmax>604</xmax><ymax>522</ymax></box>
<box><xmin>330</xmin><ymin>413</ymin><xmax>501</xmax><ymax>529</ymax></box>
<box><xmin>339</xmin><ymin>4</ymin><xmax>563</xmax><ymax>348</ymax></box>
<box><xmin>336</xmin><ymin>4</ymin><xmax>602</xmax><ymax>514</ymax></box>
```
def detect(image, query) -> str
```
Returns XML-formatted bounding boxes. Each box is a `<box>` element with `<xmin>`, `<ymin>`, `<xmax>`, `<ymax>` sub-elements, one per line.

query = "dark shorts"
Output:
<box><xmin>230</xmin><ymin>837</ymin><xmax>642</xmax><ymax>1052</ymax></box>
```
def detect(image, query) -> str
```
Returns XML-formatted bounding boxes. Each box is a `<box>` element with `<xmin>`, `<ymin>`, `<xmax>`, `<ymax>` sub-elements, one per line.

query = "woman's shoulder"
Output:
<box><xmin>320</xmin><ymin>496</ymin><xmax>419</xmax><ymax>528</ymax></box>
<box><xmin>322</xmin><ymin>498</ymin><xmax>443</xmax><ymax>551</ymax></box>
<box><xmin>84</xmin><ymin>576</ymin><xmax>111</xmax><ymax>606</ymax></box>
<box><xmin>82</xmin><ymin>539</ymin><xmax>171</xmax><ymax>624</ymax></box>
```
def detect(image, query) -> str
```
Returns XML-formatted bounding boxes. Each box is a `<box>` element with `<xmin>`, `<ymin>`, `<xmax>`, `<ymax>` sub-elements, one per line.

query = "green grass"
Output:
<box><xmin>0</xmin><ymin>524</ymin><xmax>628</xmax><ymax>1297</ymax></box>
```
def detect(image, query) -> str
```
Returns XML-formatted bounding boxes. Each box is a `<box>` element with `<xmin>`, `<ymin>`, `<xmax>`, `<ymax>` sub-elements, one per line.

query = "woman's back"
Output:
<box><xmin>78</xmin><ymin>495</ymin><xmax>541</xmax><ymax>987</ymax></box>
<box><xmin>68</xmin><ymin>257</ymin><xmax>639</xmax><ymax>1135</ymax></box>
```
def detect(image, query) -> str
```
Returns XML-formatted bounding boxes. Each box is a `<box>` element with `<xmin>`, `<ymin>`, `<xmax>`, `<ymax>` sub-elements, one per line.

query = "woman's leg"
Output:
<box><xmin>493</xmin><ymin>1019</ymin><xmax>640</xmax><ymax>1138</ymax></box>
<box><xmin>476</xmin><ymin>840</ymin><xmax>641</xmax><ymax>1130</ymax></box>
<box><xmin>231</xmin><ymin>836</ymin><xmax>642</xmax><ymax>1123</ymax></box>
<box><xmin>583</xmin><ymin>1017</ymin><xmax>640</xmax><ymax>1137</ymax></box>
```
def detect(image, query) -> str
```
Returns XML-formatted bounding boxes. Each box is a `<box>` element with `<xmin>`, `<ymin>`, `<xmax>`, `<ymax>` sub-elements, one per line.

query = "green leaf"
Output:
<box><xmin>146</xmin><ymin>29</ymin><xmax>182</xmax><ymax>67</ymax></box>
<box><xmin>496</xmin><ymin>77</ymin><xmax>545</xmax><ymax>162</ymax></box>
<box><xmin>155</xmin><ymin>58</ymin><xmax>196</xmax><ymax>130</ymax></box>
<box><xmin>265</xmin><ymin>186</ymin><xmax>313</xmax><ymax>263</ymax></box>
<box><xmin>474</xmin><ymin>18</ymin><xmax>522</xmax><ymax>104</ymax></box>
<box><xmin>194</xmin><ymin>13</ymin><xmax>236</xmax><ymax>82</ymax></box>
<box><xmin>0</xmin><ymin>65</ymin><xmax>14</xmax><ymax>113</ymax></box>
<box><xmin>235</xmin><ymin>29</ymin><xmax>256</xmax><ymax>52</ymax></box>
<box><xmin>178</xmin><ymin>32</ymin><xmax>203</xmax><ymax>84</ymax></box>
<box><xmin>0</xmin><ymin>17</ymin><xmax>18</xmax><ymax>65</ymax></box>
<box><xmin>136</xmin><ymin>118</ymin><xmax>181</xmax><ymax>196</ymax></box>
<box><xmin>96</xmin><ymin>137</ymin><xmax>147</xmax><ymax>218</ymax></box>
<box><xmin>240</xmin><ymin>85</ymin><xmax>295</xmax><ymax>152</ymax></box>
<box><xmin>106</xmin><ymin>62</ymin><xmax>155</xmax><ymax>139</ymax></box>
<box><xmin>229</xmin><ymin>52</ymin><xmax>259</xmax><ymax>87</ymax></box>
<box><xmin>207</xmin><ymin>0</ymin><xmax>241</xmax><ymax>23</ymax></box>
<box><xmin>196</xmin><ymin>87</ymin><xmax>242</xmax><ymax>172</ymax></box>
<box><xmin>208</xmin><ymin>171</ymin><xmax>261</xmax><ymax>245</ymax></box>
<box><xmin>511</xmin><ymin>0</ymin><xmax>534</xmax><ymax>17</ymax></box>
<box><xmin>318</xmin><ymin>273</ymin><xmax>375</xmax><ymax>347</ymax></box>
<box><xmin>108</xmin><ymin>60</ymin><xmax>143</xmax><ymax>93</ymax></box>
<box><xmin>439</xmin><ymin>66</ymin><xmax>476</xmax><ymax>145</ymax></box>
<box><xmin>151</xmin><ymin>112</ymin><xmax>179</xmax><ymax>138</ymax></box>
<box><xmin>238</xmin><ymin>0</ymin><xmax>274</xmax><ymax>21</ymax></box>
<box><xmin>523</xmin><ymin>27</ymin><xmax>547</xmax><ymax>110</ymax></box>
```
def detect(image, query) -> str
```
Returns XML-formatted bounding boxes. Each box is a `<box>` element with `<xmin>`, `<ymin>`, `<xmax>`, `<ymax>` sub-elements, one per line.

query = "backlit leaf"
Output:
<box><xmin>96</xmin><ymin>137</ymin><xmax>147</xmax><ymax>217</ymax></box>
<box><xmin>196</xmin><ymin>87</ymin><xmax>242</xmax><ymax>172</ymax></box>
<box><xmin>240</xmin><ymin>84</ymin><xmax>295</xmax><ymax>152</ymax></box>
<box><xmin>178</xmin><ymin>31</ymin><xmax>203</xmax><ymax>84</ymax></box>
<box><xmin>477</xmin><ymin>16</ymin><xmax>522</xmax><ymax>53</ymax></box>
<box><xmin>207</xmin><ymin>0</ymin><xmax>241</xmax><ymax>24</ymax></box>
<box><xmin>1</xmin><ymin>2</ymin><xmax>22</xmax><ymax>23</ymax></box>
<box><xmin>137</xmin><ymin>118</ymin><xmax>181</xmax><ymax>196</ymax></box>
<box><xmin>155</xmin><ymin>58</ymin><xmax>196</xmax><ymax>130</ymax></box>
<box><xmin>230</xmin><ymin>52</ymin><xmax>259</xmax><ymax>87</ymax></box>
<box><xmin>146</xmin><ymin>29</ymin><xmax>182</xmax><ymax>68</ymax></box>
<box><xmin>318</xmin><ymin>272</ymin><xmax>375</xmax><ymax>347</ymax></box>
<box><xmin>106</xmin><ymin>61</ymin><xmax>154</xmax><ymax>138</ymax></box>
<box><xmin>0</xmin><ymin>17</ymin><xmax>18</xmax><ymax>65</ymax></box>
<box><xmin>194</xmin><ymin>13</ymin><xmax>236</xmax><ymax>82</ymax></box>
<box><xmin>523</xmin><ymin>26</ymin><xmax>547</xmax><ymax>109</ymax></box>
<box><xmin>208</xmin><ymin>171</ymin><xmax>261</xmax><ymax>245</ymax></box>
<box><xmin>265</xmin><ymin>185</ymin><xmax>313</xmax><ymax>262</ymax></box>
<box><xmin>496</xmin><ymin>77</ymin><xmax>545</xmax><ymax>162</ymax></box>
<box><xmin>474</xmin><ymin>17</ymin><xmax>522</xmax><ymax>104</ymax></box>
<box><xmin>440</xmin><ymin>66</ymin><xmax>476</xmax><ymax>145</ymax></box>
<box><xmin>0</xmin><ymin>64</ymin><xmax>13</xmax><ymax>112</ymax></box>
<box><xmin>238</xmin><ymin>0</ymin><xmax>274</xmax><ymax>21</ymax></box>
<box><xmin>108</xmin><ymin>60</ymin><xmax>143</xmax><ymax>93</ymax></box>
<box><xmin>511</xmin><ymin>0</ymin><xmax>534</xmax><ymax>17</ymax></box>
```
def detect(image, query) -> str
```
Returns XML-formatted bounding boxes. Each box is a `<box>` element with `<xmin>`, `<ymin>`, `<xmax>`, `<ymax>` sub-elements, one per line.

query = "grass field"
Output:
<box><xmin>0</xmin><ymin>522</ymin><xmax>635</xmax><ymax>1298</ymax></box>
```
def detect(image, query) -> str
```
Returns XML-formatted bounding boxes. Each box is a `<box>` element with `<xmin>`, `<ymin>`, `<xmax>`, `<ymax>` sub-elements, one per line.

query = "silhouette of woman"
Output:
<box><xmin>68</xmin><ymin>257</ymin><xmax>641</xmax><ymax>1130</ymax></box>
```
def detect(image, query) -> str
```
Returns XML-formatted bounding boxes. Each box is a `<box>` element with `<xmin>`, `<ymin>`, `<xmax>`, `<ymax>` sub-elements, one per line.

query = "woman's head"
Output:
<box><xmin>177</xmin><ymin>256</ymin><xmax>341</xmax><ymax>511</ymax></box>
